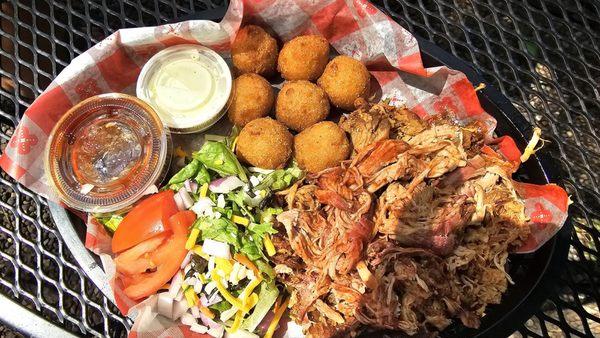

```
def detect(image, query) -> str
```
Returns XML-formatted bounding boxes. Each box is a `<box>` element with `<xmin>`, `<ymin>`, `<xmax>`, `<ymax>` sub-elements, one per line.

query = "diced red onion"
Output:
<box><xmin>200</xmin><ymin>293</ymin><xmax>222</xmax><ymax>307</ymax></box>
<box><xmin>157</xmin><ymin>292</ymin><xmax>174</xmax><ymax>319</ymax></box>
<box><xmin>208</xmin><ymin>326</ymin><xmax>225</xmax><ymax>338</ymax></box>
<box><xmin>172</xmin><ymin>299</ymin><xmax>190</xmax><ymax>320</ymax></box>
<box><xmin>201</xmin><ymin>239</ymin><xmax>230</xmax><ymax>259</ymax></box>
<box><xmin>191</xmin><ymin>323</ymin><xmax>209</xmax><ymax>334</ymax></box>
<box><xmin>181</xmin><ymin>252</ymin><xmax>192</xmax><ymax>270</ymax></box>
<box><xmin>180</xmin><ymin>312</ymin><xmax>196</xmax><ymax>326</ymax></box>
<box><xmin>168</xmin><ymin>272</ymin><xmax>183</xmax><ymax>298</ymax></box>
<box><xmin>184</xmin><ymin>179</ymin><xmax>199</xmax><ymax>193</ymax></box>
<box><xmin>191</xmin><ymin>306</ymin><xmax>201</xmax><ymax>318</ymax></box>
<box><xmin>199</xmin><ymin>312</ymin><xmax>220</xmax><ymax>329</ymax></box>
<box><xmin>209</xmin><ymin>176</ymin><xmax>244</xmax><ymax>194</ymax></box>
<box><xmin>191</xmin><ymin>197</ymin><xmax>214</xmax><ymax>216</ymax></box>
<box><xmin>177</xmin><ymin>187</ymin><xmax>194</xmax><ymax>209</ymax></box>
<box><xmin>174</xmin><ymin>193</ymin><xmax>185</xmax><ymax>211</ymax></box>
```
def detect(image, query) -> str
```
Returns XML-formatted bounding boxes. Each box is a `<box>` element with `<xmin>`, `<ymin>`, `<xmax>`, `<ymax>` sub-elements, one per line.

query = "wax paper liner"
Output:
<box><xmin>0</xmin><ymin>0</ymin><xmax>569</xmax><ymax>336</ymax></box>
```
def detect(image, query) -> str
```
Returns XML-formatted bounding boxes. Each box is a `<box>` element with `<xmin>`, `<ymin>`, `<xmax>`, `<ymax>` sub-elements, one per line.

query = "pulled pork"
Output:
<box><xmin>275</xmin><ymin>102</ymin><xmax>530</xmax><ymax>337</ymax></box>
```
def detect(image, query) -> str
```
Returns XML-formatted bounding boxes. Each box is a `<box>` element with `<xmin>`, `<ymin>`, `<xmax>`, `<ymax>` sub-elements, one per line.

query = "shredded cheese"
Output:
<box><xmin>233</xmin><ymin>253</ymin><xmax>260</xmax><ymax>278</ymax></box>
<box><xmin>211</xmin><ymin>270</ymin><xmax>249</xmax><ymax>313</ymax></box>
<box><xmin>184</xmin><ymin>287</ymin><xmax>198</xmax><ymax>307</ymax></box>
<box><xmin>198</xmin><ymin>305</ymin><xmax>215</xmax><ymax>319</ymax></box>
<box><xmin>265</xmin><ymin>297</ymin><xmax>289</xmax><ymax>338</ymax></box>
<box><xmin>215</xmin><ymin>258</ymin><xmax>233</xmax><ymax>275</ymax></box>
<box><xmin>199</xmin><ymin>183</ymin><xmax>209</xmax><ymax>198</ymax></box>
<box><xmin>231</xmin><ymin>215</ymin><xmax>249</xmax><ymax>226</ymax></box>
<box><xmin>474</xmin><ymin>83</ymin><xmax>486</xmax><ymax>92</ymax></box>
<box><xmin>264</xmin><ymin>235</ymin><xmax>276</xmax><ymax>256</ymax></box>
<box><xmin>226</xmin><ymin>310</ymin><xmax>243</xmax><ymax>333</ymax></box>
<box><xmin>520</xmin><ymin>127</ymin><xmax>542</xmax><ymax>163</ymax></box>
<box><xmin>186</xmin><ymin>228</ymin><xmax>200</xmax><ymax>250</ymax></box>
<box><xmin>174</xmin><ymin>146</ymin><xmax>187</xmax><ymax>158</ymax></box>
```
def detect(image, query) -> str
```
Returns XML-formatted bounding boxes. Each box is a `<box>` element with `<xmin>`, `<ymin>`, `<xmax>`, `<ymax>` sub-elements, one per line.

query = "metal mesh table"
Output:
<box><xmin>0</xmin><ymin>0</ymin><xmax>598</xmax><ymax>337</ymax></box>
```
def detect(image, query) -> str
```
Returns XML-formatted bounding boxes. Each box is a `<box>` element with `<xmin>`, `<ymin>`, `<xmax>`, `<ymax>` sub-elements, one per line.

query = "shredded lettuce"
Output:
<box><xmin>209</xmin><ymin>300</ymin><xmax>232</xmax><ymax>313</ymax></box>
<box><xmin>195</xmin><ymin>217</ymin><xmax>241</xmax><ymax>249</ymax></box>
<box><xmin>193</xmin><ymin>141</ymin><xmax>248</xmax><ymax>182</ymax></box>
<box><xmin>168</xmin><ymin>159</ymin><xmax>200</xmax><ymax>186</ymax></box>
<box><xmin>96</xmin><ymin>214</ymin><xmax>123</xmax><ymax>233</ymax></box>
<box><xmin>257</xmin><ymin>208</ymin><xmax>283</xmax><ymax>225</ymax></box>
<box><xmin>240</xmin><ymin>281</ymin><xmax>279</xmax><ymax>332</ymax></box>
<box><xmin>254</xmin><ymin>162</ymin><xmax>302</xmax><ymax>192</ymax></box>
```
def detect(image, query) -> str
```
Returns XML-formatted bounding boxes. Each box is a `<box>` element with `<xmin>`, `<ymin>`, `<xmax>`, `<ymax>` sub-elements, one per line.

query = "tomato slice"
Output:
<box><xmin>115</xmin><ymin>210</ymin><xmax>196</xmax><ymax>300</ymax></box>
<box><xmin>112</xmin><ymin>190</ymin><xmax>178</xmax><ymax>253</ymax></box>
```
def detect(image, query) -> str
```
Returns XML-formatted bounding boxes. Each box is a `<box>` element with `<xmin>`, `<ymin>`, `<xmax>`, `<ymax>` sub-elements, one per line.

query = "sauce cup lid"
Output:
<box><xmin>136</xmin><ymin>44</ymin><xmax>233</xmax><ymax>134</ymax></box>
<box><xmin>45</xmin><ymin>93</ymin><xmax>171</xmax><ymax>213</ymax></box>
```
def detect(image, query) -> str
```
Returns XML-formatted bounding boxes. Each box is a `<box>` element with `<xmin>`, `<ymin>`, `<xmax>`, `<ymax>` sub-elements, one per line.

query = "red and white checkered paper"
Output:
<box><xmin>0</xmin><ymin>0</ymin><xmax>569</xmax><ymax>335</ymax></box>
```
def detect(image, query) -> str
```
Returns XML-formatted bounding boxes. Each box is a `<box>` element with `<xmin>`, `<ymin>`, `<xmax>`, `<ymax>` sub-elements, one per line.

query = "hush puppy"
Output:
<box><xmin>277</xmin><ymin>35</ymin><xmax>330</xmax><ymax>81</ymax></box>
<box><xmin>228</xmin><ymin>74</ymin><xmax>275</xmax><ymax>127</ymax></box>
<box><xmin>232</xmin><ymin>25</ymin><xmax>278</xmax><ymax>76</ymax></box>
<box><xmin>294</xmin><ymin>121</ymin><xmax>351</xmax><ymax>173</ymax></box>
<box><xmin>236</xmin><ymin>117</ymin><xmax>293</xmax><ymax>169</ymax></box>
<box><xmin>317</xmin><ymin>55</ymin><xmax>370</xmax><ymax>111</ymax></box>
<box><xmin>275</xmin><ymin>81</ymin><xmax>330</xmax><ymax>132</ymax></box>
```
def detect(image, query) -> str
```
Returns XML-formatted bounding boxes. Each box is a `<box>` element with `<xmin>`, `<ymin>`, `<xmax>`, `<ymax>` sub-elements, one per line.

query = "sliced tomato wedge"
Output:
<box><xmin>112</xmin><ymin>190</ymin><xmax>178</xmax><ymax>253</ymax></box>
<box><xmin>115</xmin><ymin>210</ymin><xmax>196</xmax><ymax>300</ymax></box>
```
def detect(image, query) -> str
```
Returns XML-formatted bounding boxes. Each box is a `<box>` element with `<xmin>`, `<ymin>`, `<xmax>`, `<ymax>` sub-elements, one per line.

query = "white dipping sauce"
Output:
<box><xmin>137</xmin><ymin>45</ymin><xmax>232</xmax><ymax>134</ymax></box>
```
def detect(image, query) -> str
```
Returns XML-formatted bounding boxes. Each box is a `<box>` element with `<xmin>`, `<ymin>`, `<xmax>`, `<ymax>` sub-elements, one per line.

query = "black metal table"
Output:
<box><xmin>0</xmin><ymin>1</ymin><xmax>598</xmax><ymax>337</ymax></box>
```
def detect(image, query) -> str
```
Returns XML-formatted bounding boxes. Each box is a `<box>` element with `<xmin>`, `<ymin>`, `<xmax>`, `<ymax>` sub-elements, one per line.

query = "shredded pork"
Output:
<box><xmin>274</xmin><ymin>101</ymin><xmax>530</xmax><ymax>337</ymax></box>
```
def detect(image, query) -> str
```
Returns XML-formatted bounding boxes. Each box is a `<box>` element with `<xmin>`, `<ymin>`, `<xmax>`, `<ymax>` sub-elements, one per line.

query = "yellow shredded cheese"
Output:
<box><xmin>192</xmin><ymin>245</ymin><xmax>210</xmax><ymax>260</ymax></box>
<box><xmin>264</xmin><ymin>235</ymin><xmax>276</xmax><ymax>256</ymax></box>
<box><xmin>211</xmin><ymin>270</ymin><xmax>249</xmax><ymax>313</ymax></box>
<box><xmin>520</xmin><ymin>127</ymin><xmax>542</xmax><ymax>163</ymax></box>
<box><xmin>265</xmin><ymin>297</ymin><xmax>289</xmax><ymax>338</ymax></box>
<box><xmin>215</xmin><ymin>258</ymin><xmax>233</xmax><ymax>275</ymax></box>
<box><xmin>474</xmin><ymin>83</ymin><xmax>486</xmax><ymax>92</ymax></box>
<box><xmin>184</xmin><ymin>287</ymin><xmax>198</xmax><ymax>307</ymax></box>
<box><xmin>174</xmin><ymin>146</ymin><xmax>187</xmax><ymax>158</ymax></box>
<box><xmin>246</xmin><ymin>293</ymin><xmax>259</xmax><ymax>309</ymax></box>
<box><xmin>231</xmin><ymin>215</ymin><xmax>249</xmax><ymax>226</ymax></box>
<box><xmin>199</xmin><ymin>183</ymin><xmax>209</xmax><ymax>198</ymax></box>
<box><xmin>185</xmin><ymin>228</ymin><xmax>200</xmax><ymax>250</ymax></box>
<box><xmin>226</xmin><ymin>310</ymin><xmax>243</xmax><ymax>333</ymax></box>
<box><xmin>198</xmin><ymin>305</ymin><xmax>215</xmax><ymax>319</ymax></box>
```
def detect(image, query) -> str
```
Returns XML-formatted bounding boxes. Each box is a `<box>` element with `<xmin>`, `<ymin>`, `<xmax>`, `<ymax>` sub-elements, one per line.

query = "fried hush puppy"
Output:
<box><xmin>231</xmin><ymin>25</ymin><xmax>278</xmax><ymax>77</ymax></box>
<box><xmin>228</xmin><ymin>74</ymin><xmax>275</xmax><ymax>127</ymax></box>
<box><xmin>236</xmin><ymin>117</ymin><xmax>293</xmax><ymax>169</ymax></box>
<box><xmin>294</xmin><ymin>121</ymin><xmax>351</xmax><ymax>173</ymax></box>
<box><xmin>275</xmin><ymin>81</ymin><xmax>330</xmax><ymax>132</ymax></box>
<box><xmin>277</xmin><ymin>35</ymin><xmax>330</xmax><ymax>81</ymax></box>
<box><xmin>317</xmin><ymin>55</ymin><xmax>370</xmax><ymax>111</ymax></box>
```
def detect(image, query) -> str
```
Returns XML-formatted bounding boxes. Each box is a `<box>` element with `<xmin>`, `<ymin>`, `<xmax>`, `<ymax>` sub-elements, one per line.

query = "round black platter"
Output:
<box><xmin>48</xmin><ymin>4</ymin><xmax>572</xmax><ymax>338</ymax></box>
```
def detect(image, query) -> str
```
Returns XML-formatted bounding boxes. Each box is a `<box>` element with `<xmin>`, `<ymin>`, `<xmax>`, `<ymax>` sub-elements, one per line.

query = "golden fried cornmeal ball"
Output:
<box><xmin>231</xmin><ymin>25</ymin><xmax>278</xmax><ymax>77</ymax></box>
<box><xmin>275</xmin><ymin>81</ymin><xmax>330</xmax><ymax>132</ymax></box>
<box><xmin>277</xmin><ymin>35</ymin><xmax>330</xmax><ymax>81</ymax></box>
<box><xmin>293</xmin><ymin>121</ymin><xmax>351</xmax><ymax>173</ymax></box>
<box><xmin>317</xmin><ymin>55</ymin><xmax>370</xmax><ymax>111</ymax></box>
<box><xmin>236</xmin><ymin>117</ymin><xmax>293</xmax><ymax>169</ymax></box>
<box><xmin>228</xmin><ymin>74</ymin><xmax>275</xmax><ymax>127</ymax></box>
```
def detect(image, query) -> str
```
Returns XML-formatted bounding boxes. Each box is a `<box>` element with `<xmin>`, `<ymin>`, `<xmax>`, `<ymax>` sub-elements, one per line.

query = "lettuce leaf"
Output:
<box><xmin>240</xmin><ymin>281</ymin><xmax>279</xmax><ymax>332</ymax></box>
<box><xmin>195</xmin><ymin>217</ymin><xmax>241</xmax><ymax>249</ymax></box>
<box><xmin>254</xmin><ymin>162</ymin><xmax>302</xmax><ymax>192</ymax></box>
<box><xmin>193</xmin><ymin>141</ymin><xmax>248</xmax><ymax>182</ymax></box>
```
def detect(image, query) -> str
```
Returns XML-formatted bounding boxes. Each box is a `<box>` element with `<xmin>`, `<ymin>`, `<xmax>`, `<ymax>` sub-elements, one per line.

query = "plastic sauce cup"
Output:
<box><xmin>136</xmin><ymin>44</ymin><xmax>233</xmax><ymax>134</ymax></box>
<box><xmin>45</xmin><ymin>93</ymin><xmax>171</xmax><ymax>213</ymax></box>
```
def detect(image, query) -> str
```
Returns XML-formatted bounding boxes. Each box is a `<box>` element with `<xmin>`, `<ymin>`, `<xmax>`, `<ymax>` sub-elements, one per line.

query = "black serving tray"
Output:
<box><xmin>49</xmin><ymin>4</ymin><xmax>571</xmax><ymax>338</ymax></box>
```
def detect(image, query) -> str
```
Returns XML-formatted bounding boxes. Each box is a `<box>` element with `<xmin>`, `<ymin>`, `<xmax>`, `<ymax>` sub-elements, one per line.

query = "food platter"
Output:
<box><xmin>45</xmin><ymin>5</ymin><xmax>572</xmax><ymax>338</ymax></box>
